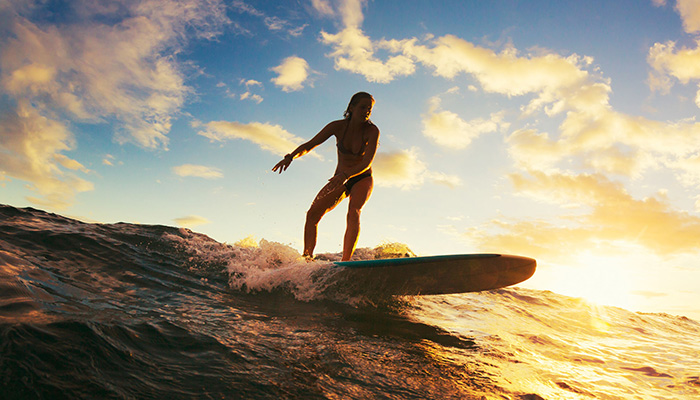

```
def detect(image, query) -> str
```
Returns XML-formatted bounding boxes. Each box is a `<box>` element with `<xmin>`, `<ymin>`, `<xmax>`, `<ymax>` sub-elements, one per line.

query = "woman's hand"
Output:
<box><xmin>272</xmin><ymin>154</ymin><xmax>293</xmax><ymax>174</ymax></box>
<box><xmin>315</xmin><ymin>173</ymin><xmax>348</xmax><ymax>199</ymax></box>
<box><xmin>326</xmin><ymin>172</ymin><xmax>347</xmax><ymax>191</ymax></box>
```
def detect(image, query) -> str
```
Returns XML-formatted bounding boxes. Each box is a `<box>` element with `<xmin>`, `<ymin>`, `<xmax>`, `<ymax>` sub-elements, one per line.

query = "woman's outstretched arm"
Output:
<box><xmin>272</xmin><ymin>121</ymin><xmax>339</xmax><ymax>173</ymax></box>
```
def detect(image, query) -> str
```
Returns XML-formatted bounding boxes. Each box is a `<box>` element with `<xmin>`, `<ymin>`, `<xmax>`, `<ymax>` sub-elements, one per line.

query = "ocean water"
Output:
<box><xmin>1</xmin><ymin>204</ymin><xmax>699</xmax><ymax>400</ymax></box>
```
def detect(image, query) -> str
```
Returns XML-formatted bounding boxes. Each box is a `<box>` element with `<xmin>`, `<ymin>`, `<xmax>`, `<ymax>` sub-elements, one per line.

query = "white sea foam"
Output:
<box><xmin>223</xmin><ymin>239</ymin><xmax>342</xmax><ymax>301</ymax></box>
<box><xmin>161</xmin><ymin>231</ymin><xmax>416</xmax><ymax>303</ymax></box>
<box><xmin>161</xmin><ymin>231</ymin><xmax>344</xmax><ymax>301</ymax></box>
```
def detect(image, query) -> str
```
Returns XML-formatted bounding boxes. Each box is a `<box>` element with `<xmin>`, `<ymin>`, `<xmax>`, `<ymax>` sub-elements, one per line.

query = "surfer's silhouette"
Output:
<box><xmin>273</xmin><ymin>92</ymin><xmax>379</xmax><ymax>261</ymax></box>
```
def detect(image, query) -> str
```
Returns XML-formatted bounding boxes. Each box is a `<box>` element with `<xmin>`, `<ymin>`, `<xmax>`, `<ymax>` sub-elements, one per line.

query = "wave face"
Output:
<box><xmin>1</xmin><ymin>204</ymin><xmax>699</xmax><ymax>399</ymax></box>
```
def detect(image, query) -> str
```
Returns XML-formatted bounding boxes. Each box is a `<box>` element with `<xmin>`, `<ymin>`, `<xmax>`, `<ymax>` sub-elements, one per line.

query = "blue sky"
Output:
<box><xmin>3</xmin><ymin>0</ymin><xmax>700</xmax><ymax>318</ymax></box>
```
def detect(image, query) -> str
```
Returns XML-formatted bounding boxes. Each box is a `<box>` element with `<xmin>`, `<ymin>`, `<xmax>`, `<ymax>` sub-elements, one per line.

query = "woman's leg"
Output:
<box><xmin>342</xmin><ymin>176</ymin><xmax>373</xmax><ymax>261</ymax></box>
<box><xmin>303</xmin><ymin>182</ymin><xmax>346</xmax><ymax>258</ymax></box>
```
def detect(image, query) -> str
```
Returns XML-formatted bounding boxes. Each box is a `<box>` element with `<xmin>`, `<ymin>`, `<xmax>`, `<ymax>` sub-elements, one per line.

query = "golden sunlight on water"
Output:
<box><xmin>532</xmin><ymin>252</ymin><xmax>638</xmax><ymax>311</ymax></box>
<box><xmin>408</xmin><ymin>289</ymin><xmax>700</xmax><ymax>399</ymax></box>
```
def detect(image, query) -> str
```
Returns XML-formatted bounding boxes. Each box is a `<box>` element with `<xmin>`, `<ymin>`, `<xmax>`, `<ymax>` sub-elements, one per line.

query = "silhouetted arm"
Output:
<box><xmin>272</xmin><ymin>121</ymin><xmax>338</xmax><ymax>174</ymax></box>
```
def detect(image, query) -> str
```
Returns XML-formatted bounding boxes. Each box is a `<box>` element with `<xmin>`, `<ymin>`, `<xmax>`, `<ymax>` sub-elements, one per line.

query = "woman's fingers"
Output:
<box><xmin>272</xmin><ymin>159</ymin><xmax>290</xmax><ymax>173</ymax></box>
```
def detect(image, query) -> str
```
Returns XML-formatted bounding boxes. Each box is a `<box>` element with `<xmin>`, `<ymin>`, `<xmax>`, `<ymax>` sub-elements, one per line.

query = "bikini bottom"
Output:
<box><xmin>344</xmin><ymin>170</ymin><xmax>372</xmax><ymax>195</ymax></box>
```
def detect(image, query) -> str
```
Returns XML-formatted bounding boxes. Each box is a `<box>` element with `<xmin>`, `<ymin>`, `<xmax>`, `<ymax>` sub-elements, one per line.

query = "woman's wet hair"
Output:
<box><xmin>343</xmin><ymin>92</ymin><xmax>374</xmax><ymax>119</ymax></box>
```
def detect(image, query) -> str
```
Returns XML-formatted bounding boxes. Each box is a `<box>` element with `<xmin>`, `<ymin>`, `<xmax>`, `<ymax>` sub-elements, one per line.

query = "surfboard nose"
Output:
<box><xmin>496</xmin><ymin>255</ymin><xmax>537</xmax><ymax>289</ymax></box>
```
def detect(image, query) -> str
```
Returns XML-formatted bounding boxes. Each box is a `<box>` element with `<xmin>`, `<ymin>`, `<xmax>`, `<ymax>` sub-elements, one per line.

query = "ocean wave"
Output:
<box><xmin>2</xmin><ymin>204</ymin><xmax>699</xmax><ymax>399</ymax></box>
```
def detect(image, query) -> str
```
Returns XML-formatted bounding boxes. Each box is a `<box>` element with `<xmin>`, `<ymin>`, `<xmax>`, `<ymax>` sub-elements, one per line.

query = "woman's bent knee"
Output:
<box><xmin>306</xmin><ymin>209</ymin><xmax>322</xmax><ymax>224</ymax></box>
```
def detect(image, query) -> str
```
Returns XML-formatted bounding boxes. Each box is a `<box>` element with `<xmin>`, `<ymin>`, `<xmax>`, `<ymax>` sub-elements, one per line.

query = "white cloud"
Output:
<box><xmin>464</xmin><ymin>169</ymin><xmax>700</xmax><ymax>260</ymax></box>
<box><xmin>319</xmin><ymin>3</ymin><xmax>594</xmax><ymax>98</ymax></box>
<box><xmin>337</xmin><ymin>0</ymin><xmax>367</xmax><ymax>28</ymax></box>
<box><xmin>510</xmin><ymin>170</ymin><xmax>700</xmax><ymax>255</ymax></box>
<box><xmin>102</xmin><ymin>154</ymin><xmax>116</xmax><ymax>166</ymax></box>
<box><xmin>2</xmin><ymin>0</ymin><xmax>228</xmax><ymax>148</ymax></box>
<box><xmin>241</xmin><ymin>92</ymin><xmax>264</xmax><ymax>104</ymax></box>
<box><xmin>231</xmin><ymin>0</ymin><xmax>305</xmax><ymax>37</ymax></box>
<box><xmin>507</xmin><ymin>106</ymin><xmax>700</xmax><ymax>180</ymax></box>
<box><xmin>241</xmin><ymin>79</ymin><xmax>262</xmax><ymax>87</ymax></box>
<box><xmin>0</xmin><ymin>100</ymin><xmax>93</xmax><ymax>210</ymax></box>
<box><xmin>270</xmin><ymin>56</ymin><xmax>311</xmax><ymax>92</ymax></box>
<box><xmin>320</xmin><ymin>27</ymin><xmax>416</xmax><ymax>83</ymax></box>
<box><xmin>397</xmin><ymin>35</ymin><xmax>594</xmax><ymax>104</ymax></box>
<box><xmin>648</xmin><ymin>39</ymin><xmax>700</xmax><ymax>107</ymax></box>
<box><xmin>197</xmin><ymin>120</ymin><xmax>309</xmax><ymax>157</ymax></box>
<box><xmin>372</xmin><ymin>148</ymin><xmax>428</xmax><ymax>190</ymax></box>
<box><xmin>647</xmin><ymin>2</ymin><xmax>700</xmax><ymax>107</ymax></box>
<box><xmin>233</xmin><ymin>79</ymin><xmax>264</xmax><ymax>103</ymax></box>
<box><xmin>315</xmin><ymin>0</ymin><xmax>414</xmax><ymax>83</ymax></box>
<box><xmin>422</xmin><ymin>96</ymin><xmax>508</xmax><ymax>149</ymax></box>
<box><xmin>676</xmin><ymin>0</ymin><xmax>700</xmax><ymax>33</ymax></box>
<box><xmin>311</xmin><ymin>0</ymin><xmax>335</xmax><ymax>16</ymax></box>
<box><xmin>173</xmin><ymin>164</ymin><xmax>224</xmax><ymax>179</ymax></box>
<box><xmin>428</xmin><ymin>172</ymin><xmax>463</xmax><ymax>189</ymax></box>
<box><xmin>264</xmin><ymin>16</ymin><xmax>286</xmax><ymax>31</ymax></box>
<box><xmin>289</xmin><ymin>24</ymin><xmax>308</xmax><ymax>37</ymax></box>
<box><xmin>53</xmin><ymin>154</ymin><xmax>90</xmax><ymax>174</ymax></box>
<box><xmin>231</xmin><ymin>1</ymin><xmax>264</xmax><ymax>17</ymax></box>
<box><xmin>506</xmin><ymin>129</ymin><xmax>565</xmax><ymax>172</ymax></box>
<box><xmin>174</xmin><ymin>215</ymin><xmax>211</xmax><ymax>228</ymax></box>
<box><xmin>372</xmin><ymin>147</ymin><xmax>460</xmax><ymax>190</ymax></box>
<box><xmin>648</xmin><ymin>40</ymin><xmax>700</xmax><ymax>84</ymax></box>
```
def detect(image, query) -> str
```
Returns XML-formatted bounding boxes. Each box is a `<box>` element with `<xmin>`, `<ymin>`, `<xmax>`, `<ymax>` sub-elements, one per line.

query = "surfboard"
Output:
<box><xmin>332</xmin><ymin>254</ymin><xmax>536</xmax><ymax>295</ymax></box>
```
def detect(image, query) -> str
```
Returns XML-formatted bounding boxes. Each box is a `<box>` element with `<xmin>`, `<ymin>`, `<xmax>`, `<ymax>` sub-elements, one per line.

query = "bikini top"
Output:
<box><xmin>337</xmin><ymin>120</ymin><xmax>370</xmax><ymax>156</ymax></box>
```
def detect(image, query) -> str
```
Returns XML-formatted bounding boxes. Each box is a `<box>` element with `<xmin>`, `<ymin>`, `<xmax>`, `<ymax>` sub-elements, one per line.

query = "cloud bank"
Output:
<box><xmin>0</xmin><ymin>0</ymin><xmax>228</xmax><ymax>209</ymax></box>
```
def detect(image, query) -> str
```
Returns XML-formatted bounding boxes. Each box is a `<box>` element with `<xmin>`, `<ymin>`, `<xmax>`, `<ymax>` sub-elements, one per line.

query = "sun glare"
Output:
<box><xmin>545</xmin><ymin>252</ymin><xmax>636</xmax><ymax>311</ymax></box>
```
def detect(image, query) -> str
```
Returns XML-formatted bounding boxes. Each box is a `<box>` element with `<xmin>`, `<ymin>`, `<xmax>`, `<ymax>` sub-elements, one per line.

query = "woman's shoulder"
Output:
<box><xmin>366</xmin><ymin>121</ymin><xmax>379</xmax><ymax>136</ymax></box>
<box><xmin>329</xmin><ymin>119</ymin><xmax>347</xmax><ymax>126</ymax></box>
<box><xmin>325</xmin><ymin>119</ymin><xmax>347</xmax><ymax>132</ymax></box>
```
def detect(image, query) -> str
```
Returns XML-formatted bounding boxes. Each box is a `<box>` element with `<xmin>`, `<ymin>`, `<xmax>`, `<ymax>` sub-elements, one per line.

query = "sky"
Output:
<box><xmin>2</xmin><ymin>0</ymin><xmax>700</xmax><ymax>319</ymax></box>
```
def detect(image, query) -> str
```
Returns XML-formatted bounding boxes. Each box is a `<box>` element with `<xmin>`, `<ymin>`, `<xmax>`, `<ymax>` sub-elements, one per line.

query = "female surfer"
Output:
<box><xmin>272</xmin><ymin>92</ymin><xmax>379</xmax><ymax>261</ymax></box>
